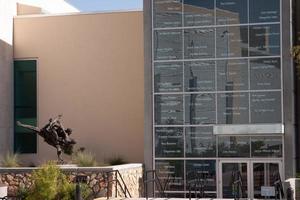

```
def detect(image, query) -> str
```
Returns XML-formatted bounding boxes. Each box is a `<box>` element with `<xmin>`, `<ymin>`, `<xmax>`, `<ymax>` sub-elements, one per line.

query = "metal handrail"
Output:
<box><xmin>144</xmin><ymin>170</ymin><xmax>166</xmax><ymax>199</ymax></box>
<box><xmin>105</xmin><ymin>170</ymin><xmax>132</xmax><ymax>199</ymax></box>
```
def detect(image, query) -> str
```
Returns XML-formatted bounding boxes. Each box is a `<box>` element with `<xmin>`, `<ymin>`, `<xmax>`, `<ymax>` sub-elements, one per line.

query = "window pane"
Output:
<box><xmin>155</xmin><ymin>160</ymin><xmax>184</xmax><ymax>191</ymax></box>
<box><xmin>218</xmin><ymin>136</ymin><xmax>250</xmax><ymax>157</ymax></box>
<box><xmin>217</xmin><ymin>93</ymin><xmax>249</xmax><ymax>124</ymax></box>
<box><xmin>216</xmin><ymin>0</ymin><xmax>248</xmax><ymax>25</ymax></box>
<box><xmin>250</xmin><ymin>92</ymin><xmax>282</xmax><ymax>123</ymax></box>
<box><xmin>155</xmin><ymin>127</ymin><xmax>184</xmax><ymax>157</ymax></box>
<box><xmin>184</xmin><ymin>0</ymin><xmax>214</xmax><ymax>27</ymax></box>
<box><xmin>186</xmin><ymin>160</ymin><xmax>217</xmax><ymax>193</ymax></box>
<box><xmin>155</xmin><ymin>94</ymin><xmax>183</xmax><ymax>125</ymax></box>
<box><xmin>251</xmin><ymin>136</ymin><xmax>282</xmax><ymax>157</ymax></box>
<box><xmin>217</xmin><ymin>59</ymin><xmax>248</xmax><ymax>91</ymax></box>
<box><xmin>154</xmin><ymin>30</ymin><xmax>183</xmax><ymax>60</ymax></box>
<box><xmin>184</xmin><ymin>61</ymin><xmax>215</xmax><ymax>92</ymax></box>
<box><xmin>185</xmin><ymin>94</ymin><xmax>216</xmax><ymax>124</ymax></box>
<box><xmin>250</xmin><ymin>58</ymin><xmax>281</xmax><ymax>90</ymax></box>
<box><xmin>185</xmin><ymin>127</ymin><xmax>216</xmax><ymax>157</ymax></box>
<box><xmin>216</xmin><ymin>26</ymin><xmax>248</xmax><ymax>58</ymax></box>
<box><xmin>249</xmin><ymin>24</ymin><xmax>280</xmax><ymax>57</ymax></box>
<box><xmin>155</xmin><ymin>62</ymin><xmax>183</xmax><ymax>93</ymax></box>
<box><xmin>14</xmin><ymin>60</ymin><xmax>37</xmax><ymax>154</ymax></box>
<box><xmin>153</xmin><ymin>0</ymin><xmax>182</xmax><ymax>28</ymax></box>
<box><xmin>249</xmin><ymin>0</ymin><xmax>280</xmax><ymax>23</ymax></box>
<box><xmin>184</xmin><ymin>28</ymin><xmax>215</xmax><ymax>59</ymax></box>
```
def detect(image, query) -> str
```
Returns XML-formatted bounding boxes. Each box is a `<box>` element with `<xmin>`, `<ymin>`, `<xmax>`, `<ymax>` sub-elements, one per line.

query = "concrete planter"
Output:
<box><xmin>0</xmin><ymin>183</ymin><xmax>7</xmax><ymax>198</ymax></box>
<box><xmin>285</xmin><ymin>178</ymin><xmax>300</xmax><ymax>200</ymax></box>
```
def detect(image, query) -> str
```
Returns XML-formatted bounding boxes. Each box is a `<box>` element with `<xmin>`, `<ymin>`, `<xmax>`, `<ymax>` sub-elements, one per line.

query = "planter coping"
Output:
<box><xmin>0</xmin><ymin>163</ymin><xmax>142</xmax><ymax>173</ymax></box>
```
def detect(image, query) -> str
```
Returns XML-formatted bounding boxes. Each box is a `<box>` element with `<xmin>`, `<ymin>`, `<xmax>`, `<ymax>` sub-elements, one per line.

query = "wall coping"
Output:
<box><xmin>0</xmin><ymin>163</ymin><xmax>143</xmax><ymax>173</ymax></box>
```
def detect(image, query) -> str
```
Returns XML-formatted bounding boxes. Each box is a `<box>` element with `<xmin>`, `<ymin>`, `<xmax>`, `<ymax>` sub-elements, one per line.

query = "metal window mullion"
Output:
<box><xmin>153</xmin><ymin>55</ymin><xmax>281</xmax><ymax>63</ymax></box>
<box><xmin>153</xmin><ymin>21</ymin><xmax>281</xmax><ymax>31</ymax></box>
<box><xmin>181</xmin><ymin>0</ymin><xmax>187</xmax><ymax>196</ymax></box>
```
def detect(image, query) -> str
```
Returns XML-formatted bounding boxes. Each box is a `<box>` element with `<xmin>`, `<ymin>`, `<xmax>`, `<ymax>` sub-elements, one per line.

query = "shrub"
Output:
<box><xmin>26</xmin><ymin>161</ymin><xmax>62</xmax><ymax>200</ymax></box>
<box><xmin>16</xmin><ymin>185</ymin><xmax>30</xmax><ymax>199</ymax></box>
<box><xmin>108</xmin><ymin>156</ymin><xmax>126</xmax><ymax>166</ymax></box>
<box><xmin>69</xmin><ymin>183</ymin><xmax>92</xmax><ymax>200</ymax></box>
<box><xmin>1</xmin><ymin>152</ymin><xmax>20</xmax><ymax>167</ymax></box>
<box><xmin>72</xmin><ymin>151</ymin><xmax>97</xmax><ymax>167</ymax></box>
<box><xmin>25</xmin><ymin>161</ymin><xmax>93</xmax><ymax>200</ymax></box>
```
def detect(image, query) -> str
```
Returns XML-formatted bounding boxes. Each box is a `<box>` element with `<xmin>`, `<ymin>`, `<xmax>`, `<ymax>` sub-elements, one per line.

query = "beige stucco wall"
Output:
<box><xmin>0</xmin><ymin>0</ymin><xmax>16</xmax><ymax>156</ymax></box>
<box><xmin>13</xmin><ymin>11</ymin><xmax>144</xmax><ymax>165</ymax></box>
<box><xmin>17</xmin><ymin>3</ymin><xmax>42</xmax><ymax>15</ymax></box>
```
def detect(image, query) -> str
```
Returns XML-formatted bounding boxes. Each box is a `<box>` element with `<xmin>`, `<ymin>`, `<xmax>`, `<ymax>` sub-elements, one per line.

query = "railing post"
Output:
<box><xmin>115</xmin><ymin>171</ymin><xmax>117</xmax><ymax>198</ymax></box>
<box><xmin>107</xmin><ymin>173</ymin><xmax>110</xmax><ymax>200</ymax></box>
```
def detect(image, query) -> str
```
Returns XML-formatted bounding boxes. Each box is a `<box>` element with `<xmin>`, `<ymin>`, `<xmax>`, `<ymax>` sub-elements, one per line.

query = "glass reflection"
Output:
<box><xmin>218</xmin><ymin>136</ymin><xmax>250</xmax><ymax>157</ymax></box>
<box><xmin>154</xmin><ymin>30</ymin><xmax>183</xmax><ymax>60</ymax></box>
<box><xmin>184</xmin><ymin>0</ymin><xmax>214</xmax><ymax>27</ymax></box>
<box><xmin>216</xmin><ymin>0</ymin><xmax>248</xmax><ymax>25</ymax></box>
<box><xmin>251</xmin><ymin>136</ymin><xmax>282</xmax><ymax>157</ymax></box>
<box><xmin>250</xmin><ymin>58</ymin><xmax>281</xmax><ymax>90</ymax></box>
<box><xmin>184</xmin><ymin>61</ymin><xmax>215</xmax><ymax>92</ymax></box>
<box><xmin>155</xmin><ymin>127</ymin><xmax>184</xmax><ymax>157</ymax></box>
<box><xmin>217</xmin><ymin>59</ymin><xmax>248</xmax><ymax>91</ymax></box>
<box><xmin>155</xmin><ymin>62</ymin><xmax>183</xmax><ymax>93</ymax></box>
<box><xmin>185</xmin><ymin>94</ymin><xmax>216</xmax><ymax>124</ymax></box>
<box><xmin>155</xmin><ymin>160</ymin><xmax>184</xmax><ymax>191</ymax></box>
<box><xmin>184</xmin><ymin>28</ymin><xmax>215</xmax><ymax>59</ymax></box>
<box><xmin>222</xmin><ymin>163</ymin><xmax>248</xmax><ymax>198</ymax></box>
<box><xmin>249</xmin><ymin>24</ymin><xmax>280</xmax><ymax>57</ymax></box>
<box><xmin>216</xmin><ymin>26</ymin><xmax>248</xmax><ymax>58</ymax></box>
<box><xmin>186</xmin><ymin>160</ymin><xmax>216</xmax><ymax>196</ymax></box>
<box><xmin>253</xmin><ymin>163</ymin><xmax>280</xmax><ymax>199</ymax></box>
<box><xmin>217</xmin><ymin>93</ymin><xmax>249</xmax><ymax>124</ymax></box>
<box><xmin>249</xmin><ymin>0</ymin><xmax>280</xmax><ymax>23</ymax></box>
<box><xmin>153</xmin><ymin>0</ymin><xmax>182</xmax><ymax>28</ymax></box>
<box><xmin>250</xmin><ymin>92</ymin><xmax>282</xmax><ymax>123</ymax></box>
<box><xmin>155</xmin><ymin>94</ymin><xmax>183</xmax><ymax>125</ymax></box>
<box><xmin>186</xmin><ymin>127</ymin><xmax>216</xmax><ymax>157</ymax></box>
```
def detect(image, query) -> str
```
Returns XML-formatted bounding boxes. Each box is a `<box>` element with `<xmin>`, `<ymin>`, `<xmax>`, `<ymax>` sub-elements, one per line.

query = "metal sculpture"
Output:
<box><xmin>17</xmin><ymin>115</ymin><xmax>76</xmax><ymax>162</ymax></box>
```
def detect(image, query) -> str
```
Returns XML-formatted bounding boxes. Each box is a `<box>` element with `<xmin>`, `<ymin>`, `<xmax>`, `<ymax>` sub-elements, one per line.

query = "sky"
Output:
<box><xmin>66</xmin><ymin>0</ymin><xmax>143</xmax><ymax>12</ymax></box>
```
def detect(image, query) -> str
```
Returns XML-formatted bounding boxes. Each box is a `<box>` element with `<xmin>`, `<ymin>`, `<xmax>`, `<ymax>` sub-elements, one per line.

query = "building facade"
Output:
<box><xmin>0</xmin><ymin>1</ymin><xmax>145</xmax><ymax>165</ymax></box>
<box><xmin>144</xmin><ymin>0</ymin><xmax>295</xmax><ymax>198</ymax></box>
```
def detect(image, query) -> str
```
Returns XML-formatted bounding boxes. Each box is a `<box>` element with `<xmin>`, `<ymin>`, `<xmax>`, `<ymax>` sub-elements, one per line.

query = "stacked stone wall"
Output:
<box><xmin>0</xmin><ymin>164</ymin><xmax>143</xmax><ymax>198</ymax></box>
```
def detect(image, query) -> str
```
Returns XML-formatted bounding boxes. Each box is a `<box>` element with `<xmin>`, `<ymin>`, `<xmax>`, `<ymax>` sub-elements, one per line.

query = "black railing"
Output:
<box><xmin>104</xmin><ymin>170</ymin><xmax>131</xmax><ymax>199</ymax></box>
<box><xmin>143</xmin><ymin>170</ymin><xmax>167</xmax><ymax>199</ymax></box>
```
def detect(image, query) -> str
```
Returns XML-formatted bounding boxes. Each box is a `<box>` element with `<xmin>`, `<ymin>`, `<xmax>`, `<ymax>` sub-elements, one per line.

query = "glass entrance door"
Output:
<box><xmin>252</xmin><ymin>162</ymin><xmax>283</xmax><ymax>199</ymax></box>
<box><xmin>220</xmin><ymin>161</ymin><xmax>249</xmax><ymax>199</ymax></box>
<box><xmin>219</xmin><ymin>161</ymin><xmax>283</xmax><ymax>199</ymax></box>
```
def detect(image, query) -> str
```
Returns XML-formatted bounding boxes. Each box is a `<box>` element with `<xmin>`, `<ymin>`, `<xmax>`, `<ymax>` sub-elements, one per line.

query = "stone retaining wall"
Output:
<box><xmin>0</xmin><ymin>163</ymin><xmax>143</xmax><ymax>198</ymax></box>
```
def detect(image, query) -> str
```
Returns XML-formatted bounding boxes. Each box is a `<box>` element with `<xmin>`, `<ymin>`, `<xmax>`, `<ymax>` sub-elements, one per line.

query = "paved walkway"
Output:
<box><xmin>94</xmin><ymin>198</ymin><xmax>251</xmax><ymax>200</ymax></box>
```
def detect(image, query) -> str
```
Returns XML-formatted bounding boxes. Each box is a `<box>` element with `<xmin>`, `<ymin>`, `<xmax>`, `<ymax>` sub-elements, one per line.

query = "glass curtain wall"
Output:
<box><xmin>152</xmin><ymin>0</ymin><xmax>282</xmax><ymax>197</ymax></box>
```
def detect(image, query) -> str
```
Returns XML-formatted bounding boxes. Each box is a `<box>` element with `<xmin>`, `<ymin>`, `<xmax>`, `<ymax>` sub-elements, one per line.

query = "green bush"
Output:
<box><xmin>26</xmin><ymin>161</ymin><xmax>62</xmax><ymax>200</ymax></box>
<box><xmin>16</xmin><ymin>185</ymin><xmax>30</xmax><ymax>199</ymax></box>
<box><xmin>25</xmin><ymin>161</ymin><xmax>93</xmax><ymax>200</ymax></box>
<box><xmin>1</xmin><ymin>152</ymin><xmax>20</xmax><ymax>167</ymax></box>
<box><xmin>72</xmin><ymin>151</ymin><xmax>97</xmax><ymax>167</ymax></box>
<box><xmin>108</xmin><ymin>156</ymin><xmax>126</xmax><ymax>166</ymax></box>
<box><xmin>69</xmin><ymin>183</ymin><xmax>92</xmax><ymax>200</ymax></box>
